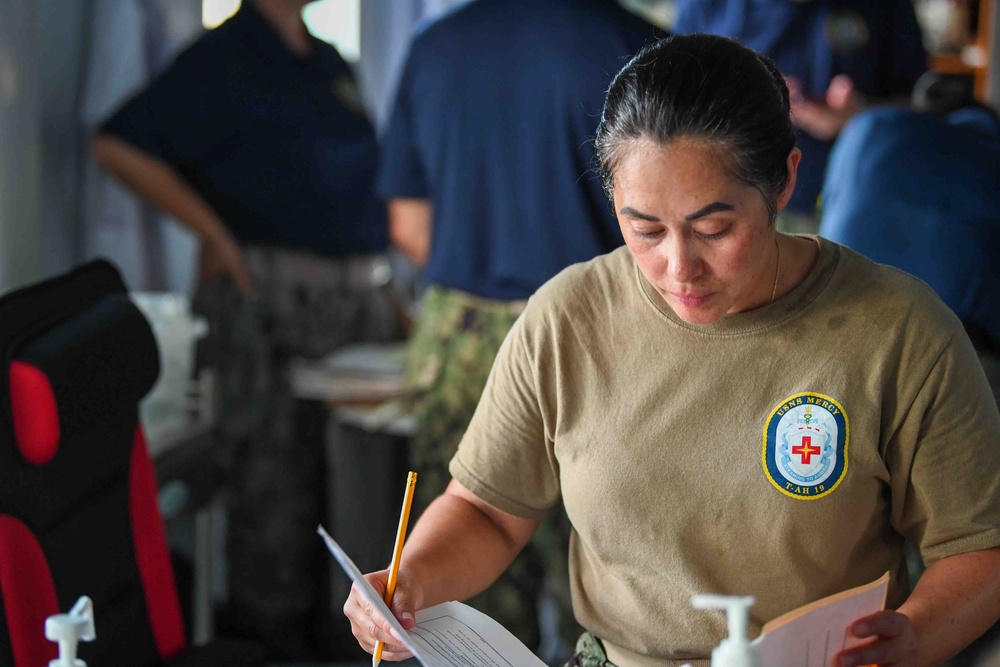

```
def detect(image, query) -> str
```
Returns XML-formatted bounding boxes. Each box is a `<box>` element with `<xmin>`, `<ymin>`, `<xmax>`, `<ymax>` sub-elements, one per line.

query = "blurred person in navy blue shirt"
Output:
<box><xmin>820</xmin><ymin>102</ymin><xmax>1000</xmax><ymax>374</ymax></box>
<box><xmin>96</xmin><ymin>0</ymin><xmax>387</xmax><ymax>286</ymax></box>
<box><xmin>94</xmin><ymin>0</ymin><xmax>399</xmax><ymax>659</ymax></box>
<box><xmin>378</xmin><ymin>0</ymin><xmax>660</xmax><ymax>657</ymax></box>
<box><xmin>673</xmin><ymin>0</ymin><xmax>927</xmax><ymax>230</ymax></box>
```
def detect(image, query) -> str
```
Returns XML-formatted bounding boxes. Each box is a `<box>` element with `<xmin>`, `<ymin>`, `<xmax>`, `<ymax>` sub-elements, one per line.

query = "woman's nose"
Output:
<box><xmin>667</xmin><ymin>239</ymin><xmax>700</xmax><ymax>281</ymax></box>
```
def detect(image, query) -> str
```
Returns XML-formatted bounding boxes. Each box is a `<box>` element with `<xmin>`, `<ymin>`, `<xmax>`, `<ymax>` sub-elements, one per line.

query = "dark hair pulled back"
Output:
<box><xmin>595</xmin><ymin>34</ymin><xmax>796</xmax><ymax>222</ymax></box>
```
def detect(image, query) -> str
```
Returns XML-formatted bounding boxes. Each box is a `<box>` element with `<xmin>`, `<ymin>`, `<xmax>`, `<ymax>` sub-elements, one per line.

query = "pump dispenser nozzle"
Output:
<box><xmin>691</xmin><ymin>595</ymin><xmax>760</xmax><ymax>667</ymax></box>
<box><xmin>46</xmin><ymin>596</ymin><xmax>95</xmax><ymax>667</ymax></box>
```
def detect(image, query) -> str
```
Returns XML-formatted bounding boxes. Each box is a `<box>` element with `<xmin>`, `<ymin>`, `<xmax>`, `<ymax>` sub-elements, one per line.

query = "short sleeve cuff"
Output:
<box><xmin>376</xmin><ymin>165</ymin><xmax>429</xmax><ymax>200</ymax></box>
<box><xmin>920</xmin><ymin>527</ymin><xmax>1000</xmax><ymax>564</ymax></box>
<box><xmin>98</xmin><ymin>95</ymin><xmax>172</xmax><ymax>163</ymax></box>
<box><xmin>449</xmin><ymin>456</ymin><xmax>552</xmax><ymax>520</ymax></box>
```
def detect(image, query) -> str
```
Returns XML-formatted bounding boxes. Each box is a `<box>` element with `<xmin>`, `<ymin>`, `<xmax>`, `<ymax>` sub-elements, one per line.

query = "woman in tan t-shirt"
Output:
<box><xmin>343</xmin><ymin>34</ymin><xmax>1000</xmax><ymax>667</ymax></box>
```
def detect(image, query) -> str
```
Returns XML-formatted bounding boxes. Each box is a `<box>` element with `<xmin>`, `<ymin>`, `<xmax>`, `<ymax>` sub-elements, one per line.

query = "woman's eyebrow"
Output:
<box><xmin>684</xmin><ymin>202</ymin><xmax>735</xmax><ymax>221</ymax></box>
<box><xmin>619</xmin><ymin>206</ymin><xmax>660</xmax><ymax>222</ymax></box>
<box><xmin>619</xmin><ymin>202</ymin><xmax>736</xmax><ymax>222</ymax></box>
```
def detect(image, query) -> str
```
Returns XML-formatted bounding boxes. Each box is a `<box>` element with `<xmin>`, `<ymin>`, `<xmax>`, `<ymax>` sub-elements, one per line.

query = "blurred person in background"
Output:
<box><xmin>673</xmin><ymin>0</ymin><xmax>927</xmax><ymax>233</ymax></box>
<box><xmin>819</xmin><ymin>84</ymin><xmax>1000</xmax><ymax>399</ymax></box>
<box><xmin>377</xmin><ymin>0</ymin><xmax>661</xmax><ymax>660</ymax></box>
<box><xmin>93</xmin><ymin>0</ymin><xmax>400</xmax><ymax>659</ymax></box>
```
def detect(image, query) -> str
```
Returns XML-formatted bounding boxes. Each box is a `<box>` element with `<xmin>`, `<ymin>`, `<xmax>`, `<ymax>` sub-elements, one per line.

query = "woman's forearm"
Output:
<box><xmin>898</xmin><ymin>546</ymin><xmax>1000</xmax><ymax>666</ymax></box>
<box><xmin>399</xmin><ymin>479</ymin><xmax>539</xmax><ymax>610</ymax></box>
<box><xmin>92</xmin><ymin>134</ymin><xmax>230</xmax><ymax>245</ymax></box>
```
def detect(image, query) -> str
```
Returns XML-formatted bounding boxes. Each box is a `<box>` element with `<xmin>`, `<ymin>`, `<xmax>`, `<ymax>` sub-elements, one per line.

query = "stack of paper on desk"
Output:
<box><xmin>291</xmin><ymin>342</ymin><xmax>407</xmax><ymax>402</ymax></box>
<box><xmin>319</xmin><ymin>526</ymin><xmax>547</xmax><ymax>667</ymax></box>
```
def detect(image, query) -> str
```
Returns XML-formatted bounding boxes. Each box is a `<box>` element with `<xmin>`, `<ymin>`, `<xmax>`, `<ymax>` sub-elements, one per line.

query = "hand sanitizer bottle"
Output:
<box><xmin>46</xmin><ymin>596</ymin><xmax>96</xmax><ymax>667</ymax></box>
<box><xmin>691</xmin><ymin>595</ymin><xmax>760</xmax><ymax>667</ymax></box>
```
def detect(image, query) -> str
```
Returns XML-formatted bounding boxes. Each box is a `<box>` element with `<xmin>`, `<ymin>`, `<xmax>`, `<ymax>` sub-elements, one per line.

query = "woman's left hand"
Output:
<box><xmin>835</xmin><ymin>610</ymin><xmax>917</xmax><ymax>666</ymax></box>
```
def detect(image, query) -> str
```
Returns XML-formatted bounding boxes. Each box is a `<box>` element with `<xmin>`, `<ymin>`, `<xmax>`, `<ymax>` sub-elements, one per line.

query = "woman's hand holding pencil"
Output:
<box><xmin>342</xmin><ymin>471</ymin><xmax>419</xmax><ymax>666</ymax></box>
<box><xmin>344</xmin><ymin>569</ymin><xmax>418</xmax><ymax>662</ymax></box>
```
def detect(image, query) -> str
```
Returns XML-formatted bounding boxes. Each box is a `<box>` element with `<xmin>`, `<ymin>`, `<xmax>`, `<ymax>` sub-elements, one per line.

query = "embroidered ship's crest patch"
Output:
<box><xmin>763</xmin><ymin>393</ymin><xmax>849</xmax><ymax>500</ymax></box>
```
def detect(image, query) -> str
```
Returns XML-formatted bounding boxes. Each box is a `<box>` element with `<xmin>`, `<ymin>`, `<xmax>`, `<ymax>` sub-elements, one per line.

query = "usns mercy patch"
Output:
<box><xmin>763</xmin><ymin>392</ymin><xmax>849</xmax><ymax>500</ymax></box>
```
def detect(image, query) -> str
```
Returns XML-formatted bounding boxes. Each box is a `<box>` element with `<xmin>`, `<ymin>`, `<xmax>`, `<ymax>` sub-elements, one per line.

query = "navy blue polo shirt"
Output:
<box><xmin>820</xmin><ymin>106</ymin><xmax>1000</xmax><ymax>348</ymax></box>
<box><xmin>100</xmin><ymin>3</ymin><xmax>387</xmax><ymax>257</ymax></box>
<box><xmin>378</xmin><ymin>0</ymin><xmax>661</xmax><ymax>300</ymax></box>
<box><xmin>673</xmin><ymin>0</ymin><xmax>927</xmax><ymax>215</ymax></box>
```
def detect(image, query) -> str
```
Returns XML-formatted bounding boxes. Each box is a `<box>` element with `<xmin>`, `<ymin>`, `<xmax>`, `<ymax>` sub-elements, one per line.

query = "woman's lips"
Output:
<box><xmin>670</xmin><ymin>291</ymin><xmax>713</xmax><ymax>308</ymax></box>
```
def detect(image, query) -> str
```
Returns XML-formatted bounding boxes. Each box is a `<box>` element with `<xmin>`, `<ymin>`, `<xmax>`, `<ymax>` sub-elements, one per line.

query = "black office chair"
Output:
<box><xmin>0</xmin><ymin>260</ymin><xmax>264</xmax><ymax>667</ymax></box>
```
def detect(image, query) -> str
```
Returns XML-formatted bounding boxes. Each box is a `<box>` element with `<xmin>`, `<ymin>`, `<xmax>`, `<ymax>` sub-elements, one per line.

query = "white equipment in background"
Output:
<box><xmin>130</xmin><ymin>292</ymin><xmax>209</xmax><ymax>442</ymax></box>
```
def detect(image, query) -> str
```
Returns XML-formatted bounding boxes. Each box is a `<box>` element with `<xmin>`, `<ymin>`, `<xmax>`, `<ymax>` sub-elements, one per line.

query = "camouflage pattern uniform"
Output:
<box><xmin>405</xmin><ymin>286</ymin><xmax>580</xmax><ymax>658</ymax></box>
<box><xmin>194</xmin><ymin>246</ymin><xmax>400</xmax><ymax>658</ymax></box>
<box><xmin>564</xmin><ymin>632</ymin><xmax>619</xmax><ymax>667</ymax></box>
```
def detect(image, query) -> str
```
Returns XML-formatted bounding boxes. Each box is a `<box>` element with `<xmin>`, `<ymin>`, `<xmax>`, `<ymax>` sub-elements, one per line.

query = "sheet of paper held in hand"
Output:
<box><xmin>317</xmin><ymin>525</ymin><xmax>547</xmax><ymax>667</ymax></box>
<box><xmin>752</xmin><ymin>571</ymin><xmax>890</xmax><ymax>666</ymax></box>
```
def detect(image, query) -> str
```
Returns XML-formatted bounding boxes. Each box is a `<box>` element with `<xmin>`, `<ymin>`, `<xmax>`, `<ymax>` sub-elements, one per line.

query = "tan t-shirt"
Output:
<box><xmin>450</xmin><ymin>239</ymin><xmax>1000</xmax><ymax>665</ymax></box>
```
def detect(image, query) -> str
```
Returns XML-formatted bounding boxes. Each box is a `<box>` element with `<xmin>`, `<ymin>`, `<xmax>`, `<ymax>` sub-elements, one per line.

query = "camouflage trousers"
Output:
<box><xmin>405</xmin><ymin>286</ymin><xmax>580</xmax><ymax>658</ymax></box>
<box><xmin>193</xmin><ymin>246</ymin><xmax>401</xmax><ymax>658</ymax></box>
<box><xmin>564</xmin><ymin>633</ymin><xmax>619</xmax><ymax>667</ymax></box>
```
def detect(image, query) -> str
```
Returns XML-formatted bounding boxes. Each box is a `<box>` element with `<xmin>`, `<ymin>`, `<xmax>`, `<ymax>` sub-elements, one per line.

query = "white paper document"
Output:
<box><xmin>318</xmin><ymin>525</ymin><xmax>547</xmax><ymax>667</ymax></box>
<box><xmin>752</xmin><ymin>572</ymin><xmax>890</xmax><ymax>666</ymax></box>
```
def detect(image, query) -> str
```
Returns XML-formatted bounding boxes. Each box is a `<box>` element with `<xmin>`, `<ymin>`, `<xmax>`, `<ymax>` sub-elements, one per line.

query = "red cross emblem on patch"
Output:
<box><xmin>792</xmin><ymin>436</ymin><xmax>822</xmax><ymax>465</ymax></box>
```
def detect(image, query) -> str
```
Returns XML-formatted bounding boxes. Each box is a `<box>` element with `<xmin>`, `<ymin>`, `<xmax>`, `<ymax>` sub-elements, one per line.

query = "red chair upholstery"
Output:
<box><xmin>0</xmin><ymin>260</ymin><xmax>263</xmax><ymax>667</ymax></box>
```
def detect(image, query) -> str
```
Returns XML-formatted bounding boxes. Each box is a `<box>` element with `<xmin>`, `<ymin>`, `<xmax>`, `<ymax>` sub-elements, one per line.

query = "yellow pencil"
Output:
<box><xmin>373</xmin><ymin>470</ymin><xmax>418</xmax><ymax>667</ymax></box>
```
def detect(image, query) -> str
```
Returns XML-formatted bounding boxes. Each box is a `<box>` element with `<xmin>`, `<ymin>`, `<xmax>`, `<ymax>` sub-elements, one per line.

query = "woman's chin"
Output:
<box><xmin>671</xmin><ymin>303</ymin><xmax>725</xmax><ymax>325</ymax></box>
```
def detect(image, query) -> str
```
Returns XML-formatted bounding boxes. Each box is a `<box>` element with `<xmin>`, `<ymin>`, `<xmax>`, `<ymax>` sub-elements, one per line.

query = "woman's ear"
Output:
<box><xmin>776</xmin><ymin>147</ymin><xmax>802</xmax><ymax>213</ymax></box>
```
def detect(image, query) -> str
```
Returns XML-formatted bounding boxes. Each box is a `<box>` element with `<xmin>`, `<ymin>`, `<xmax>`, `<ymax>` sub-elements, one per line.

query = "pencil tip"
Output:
<box><xmin>372</xmin><ymin>658</ymin><xmax>381</xmax><ymax>667</ymax></box>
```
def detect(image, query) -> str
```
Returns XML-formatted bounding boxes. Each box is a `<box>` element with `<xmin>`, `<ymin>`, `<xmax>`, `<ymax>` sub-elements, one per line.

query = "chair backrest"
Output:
<box><xmin>0</xmin><ymin>260</ymin><xmax>186</xmax><ymax>667</ymax></box>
